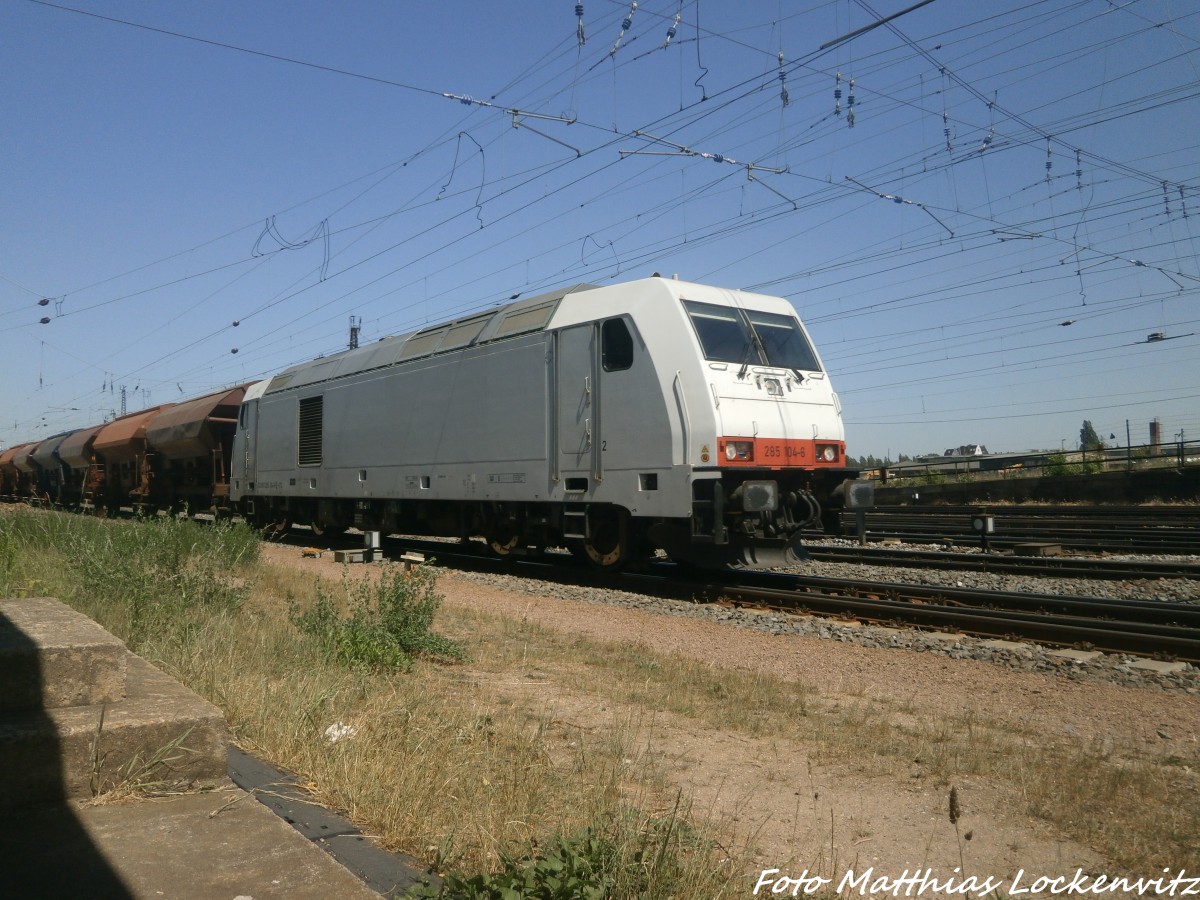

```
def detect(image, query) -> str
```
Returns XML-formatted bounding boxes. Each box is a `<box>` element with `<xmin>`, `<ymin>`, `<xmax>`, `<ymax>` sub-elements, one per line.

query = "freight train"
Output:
<box><xmin>1</xmin><ymin>277</ymin><xmax>858</xmax><ymax>568</ymax></box>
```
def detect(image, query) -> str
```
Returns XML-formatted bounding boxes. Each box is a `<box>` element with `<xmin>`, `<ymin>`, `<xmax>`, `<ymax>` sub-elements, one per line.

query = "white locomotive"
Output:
<box><xmin>230</xmin><ymin>277</ymin><xmax>855</xmax><ymax>567</ymax></box>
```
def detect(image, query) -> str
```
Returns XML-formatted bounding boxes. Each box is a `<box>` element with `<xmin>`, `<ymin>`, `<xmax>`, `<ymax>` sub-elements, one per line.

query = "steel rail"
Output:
<box><xmin>716</xmin><ymin>571</ymin><xmax>1200</xmax><ymax>627</ymax></box>
<box><xmin>803</xmin><ymin>545</ymin><xmax>1200</xmax><ymax>580</ymax></box>
<box><xmin>701</xmin><ymin>580</ymin><xmax>1200</xmax><ymax>661</ymax></box>
<box><xmin>837</xmin><ymin>506</ymin><xmax>1200</xmax><ymax>554</ymax></box>
<box><xmin>836</xmin><ymin>526</ymin><xmax>1198</xmax><ymax>554</ymax></box>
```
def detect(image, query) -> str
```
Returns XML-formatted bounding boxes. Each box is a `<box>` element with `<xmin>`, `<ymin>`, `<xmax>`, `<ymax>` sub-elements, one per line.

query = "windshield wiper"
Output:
<box><xmin>737</xmin><ymin>329</ymin><xmax>765</xmax><ymax>379</ymax></box>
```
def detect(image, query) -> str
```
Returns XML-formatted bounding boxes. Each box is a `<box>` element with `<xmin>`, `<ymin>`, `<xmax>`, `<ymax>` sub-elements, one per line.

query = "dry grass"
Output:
<box><xmin>92</xmin><ymin>546</ymin><xmax>745</xmax><ymax>894</ymax></box>
<box><xmin>404</xmin><ymin>596</ymin><xmax>1200</xmax><ymax>873</ymax></box>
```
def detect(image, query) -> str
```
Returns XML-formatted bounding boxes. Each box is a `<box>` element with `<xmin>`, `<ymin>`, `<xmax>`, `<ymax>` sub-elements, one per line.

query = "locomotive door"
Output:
<box><xmin>554</xmin><ymin>323</ymin><xmax>599</xmax><ymax>483</ymax></box>
<box><xmin>239</xmin><ymin>399</ymin><xmax>259</xmax><ymax>488</ymax></box>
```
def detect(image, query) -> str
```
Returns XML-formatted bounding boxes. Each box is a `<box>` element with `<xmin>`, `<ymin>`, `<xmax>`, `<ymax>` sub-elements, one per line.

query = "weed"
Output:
<box><xmin>290</xmin><ymin>563</ymin><xmax>466</xmax><ymax>671</ymax></box>
<box><xmin>416</xmin><ymin>799</ymin><xmax>731</xmax><ymax>900</ymax></box>
<box><xmin>416</xmin><ymin>827</ymin><xmax>618</xmax><ymax>899</ymax></box>
<box><xmin>87</xmin><ymin>707</ymin><xmax>203</xmax><ymax>805</ymax></box>
<box><xmin>0</xmin><ymin>509</ymin><xmax>255</xmax><ymax>648</ymax></box>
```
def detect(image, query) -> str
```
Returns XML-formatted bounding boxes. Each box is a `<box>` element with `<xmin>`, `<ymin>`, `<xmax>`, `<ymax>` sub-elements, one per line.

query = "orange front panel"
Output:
<box><xmin>716</xmin><ymin>437</ymin><xmax>844</xmax><ymax>468</ymax></box>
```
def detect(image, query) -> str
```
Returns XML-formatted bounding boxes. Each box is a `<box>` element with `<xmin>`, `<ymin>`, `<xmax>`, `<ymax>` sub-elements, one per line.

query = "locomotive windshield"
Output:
<box><xmin>745</xmin><ymin>310</ymin><xmax>822</xmax><ymax>372</ymax></box>
<box><xmin>683</xmin><ymin>300</ymin><xmax>822</xmax><ymax>372</ymax></box>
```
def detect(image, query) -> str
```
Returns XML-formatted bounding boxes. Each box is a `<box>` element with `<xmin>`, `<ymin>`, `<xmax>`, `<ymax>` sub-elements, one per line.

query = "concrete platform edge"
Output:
<box><xmin>227</xmin><ymin>746</ymin><xmax>440</xmax><ymax>897</ymax></box>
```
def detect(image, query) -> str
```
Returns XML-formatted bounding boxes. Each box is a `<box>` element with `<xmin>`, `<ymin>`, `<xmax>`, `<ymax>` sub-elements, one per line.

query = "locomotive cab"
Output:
<box><xmin>542</xmin><ymin>278</ymin><xmax>852</xmax><ymax>567</ymax></box>
<box><xmin>686</xmin><ymin>296</ymin><xmax>846</xmax><ymax>563</ymax></box>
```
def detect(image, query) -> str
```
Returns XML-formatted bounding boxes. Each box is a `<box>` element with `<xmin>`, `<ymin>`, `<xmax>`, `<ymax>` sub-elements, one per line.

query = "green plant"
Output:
<box><xmin>416</xmin><ymin>828</ymin><xmax>617</xmax><ymax>899</ymax></box>
<box><xmin>290</xmin><ymin>563</ymin><xmax>466</xmax><ymax>671</ymax></box>
<box><xmin>0</xmin><ymin>510</ymin><xmax>256</xmax><ymax>648</ymax></box>
<box><xmin>65</xmin><ymin>515</ymin><xmax>255</xmax><ymax>646</ymax></box>
<box><xmin>1045</xmin><ymin>453</ymin><xmax>1104</xmax><ymax>477</ymax></box>
<box><xmin>1044</xmin><ymin>453</ymin><xmax>1076</xmax><ymax>476</ymax></box>
<box><xmin>413</xmin><ymin>801</ymin><xmax>710</xmax><ymax>900</ymax></box>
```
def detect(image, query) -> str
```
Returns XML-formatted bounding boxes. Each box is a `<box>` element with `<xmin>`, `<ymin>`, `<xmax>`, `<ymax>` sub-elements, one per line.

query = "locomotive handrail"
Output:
<box><xmin>673</xmin><ymin>371</ymin><xmax>691</xmax><ymax>466</ymax></box>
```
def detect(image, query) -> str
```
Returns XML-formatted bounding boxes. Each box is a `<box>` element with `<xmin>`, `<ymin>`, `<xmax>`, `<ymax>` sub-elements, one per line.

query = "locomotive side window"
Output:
<box><xmin>297</xmin><ymin>396</ymin><xmax>323</xmax><ymax>466</ymax></box>
<box><xmin>601</xmin><ymin>318</ymin><xmax>634</xmax><ymax>371</ymax></box>
<box><xmin>683</xmin><ymin>301</ymin><xmax>750</xmax><ymax>364</ymax></box>
<box><xmin>746</xmin><ymin>310</ymin><xmax>822</xmax><ymax>372</ymax></box>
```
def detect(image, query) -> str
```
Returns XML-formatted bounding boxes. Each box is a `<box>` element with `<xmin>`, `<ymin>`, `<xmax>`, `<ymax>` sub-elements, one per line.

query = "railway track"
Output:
<box><xmin>837</xmin><ymin>504</ymin><xmax>1200</xmax><ymax>554</ymax></box>
<box><xmin>690</xmin><ymin>570</ymin><xmax>1200</xmax><ymax>662</ymax></box>
<box><xmin>803</xmin><ymin>544</ymin><xmax>1200</xmax><ymax>580</ymax></box>
<box><xmin>288</xmin><ymin>532</ymin><xmax>1200</xmax><ymax>663</ymax></box>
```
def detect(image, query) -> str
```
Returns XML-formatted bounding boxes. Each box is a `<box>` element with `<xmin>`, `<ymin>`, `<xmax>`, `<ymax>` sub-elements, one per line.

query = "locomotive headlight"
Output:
<box><xmin>817</xmin><ymin>444</ymin><xmax>838</xmax><ymax>462</ymax></box>
<box><xmin>725</xmin><ymin>441</ymin><xmax>753</xmax><ymax>461</ymax></box>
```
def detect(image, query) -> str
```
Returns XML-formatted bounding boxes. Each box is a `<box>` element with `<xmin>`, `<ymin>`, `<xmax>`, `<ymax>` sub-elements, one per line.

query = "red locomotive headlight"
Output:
<box><xmin>816</xmin><ymin>444</ymin><xmax>838</xmax><ymax>462</ymax></box>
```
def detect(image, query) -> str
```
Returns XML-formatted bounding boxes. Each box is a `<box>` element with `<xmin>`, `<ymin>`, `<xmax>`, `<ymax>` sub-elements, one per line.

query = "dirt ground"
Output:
<box><xmin>259</xmin><ymin>545</ymin><xmax>1200</xmax><ymax>889</ymax></box>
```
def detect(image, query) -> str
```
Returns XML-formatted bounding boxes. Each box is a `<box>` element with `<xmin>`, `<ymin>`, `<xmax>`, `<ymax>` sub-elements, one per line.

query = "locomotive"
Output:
<box><xmin>3</xmin><ymin>277</ymin><xmax>857</xmax><ymax>568</ymax></box>
<box><xmin>231</xmin><ymin>277</ymin><xmax>855</xmax><ymax>566</ymax></box>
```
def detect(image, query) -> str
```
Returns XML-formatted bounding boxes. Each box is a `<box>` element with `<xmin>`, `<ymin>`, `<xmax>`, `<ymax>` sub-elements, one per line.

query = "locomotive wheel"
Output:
<box><xmin>580</xmin><ymin>508</ymin><xmax>630</xmax><ymax>569</ymax></box>
<box><xmin>263</xmin><ymin>516</ymin><xmax>291</xmax><ymax>541</ymax></box>
<box><xmin>487</xmin><ymin>530</ymin><xmax>521</xmax><ymax>560</ymax></box>
<box><xmin>310</xmin><ymin>519</ymin><xmax>345</xmax><ymax>539</ymax></box>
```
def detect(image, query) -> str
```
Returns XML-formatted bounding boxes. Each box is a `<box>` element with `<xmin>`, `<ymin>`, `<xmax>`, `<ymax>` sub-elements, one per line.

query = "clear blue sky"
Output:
<box><xmin>3</xmin><ymin>0</ymin><xmax>1198</xmax><ymax>459</ymax></box>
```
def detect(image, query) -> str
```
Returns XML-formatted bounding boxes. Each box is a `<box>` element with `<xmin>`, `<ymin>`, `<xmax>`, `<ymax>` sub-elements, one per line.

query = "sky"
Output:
<box><xmin>2</xmin><ymin>0</ymin><xmax>1198</xmax><ymax>460</ymax></box>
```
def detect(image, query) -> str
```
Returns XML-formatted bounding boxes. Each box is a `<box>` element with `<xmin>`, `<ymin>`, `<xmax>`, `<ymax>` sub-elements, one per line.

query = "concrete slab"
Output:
<box><xmin>1126</xmin><ymin>658</ymin><xmax>1191</xmax><ymax>675</ymax></box>
<box><xmin>0</xmin><ymin>597</ymin><xmax>127</xmax><ymax>712</ymax></box>
<box><xmin>0</xmin><ymin>656</ymin><xmax>229</xmax><ymax>809</ymax></box>
<box><xmin>1046</xmin><ymin>649</ymin><xmax>1103</xmax><ymax>664</ymax></box>
<box><xmin>3</xmin><ymin>790</ymin><xmax>383</xmax><ymax>899</ymax></box>
<box><xmin>1013</xmin><ymin>543</ymin><xmax>1063</xmax><ymax>557</ymax></box>
<box><xmin>228</xmin><ymin>747</ymin><xmax>436</xmax><ymax>897</ymax></box>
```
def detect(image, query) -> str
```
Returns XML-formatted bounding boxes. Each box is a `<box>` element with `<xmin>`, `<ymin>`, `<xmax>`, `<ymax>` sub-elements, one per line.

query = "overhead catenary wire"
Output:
<box><xmin>6</xmin><ymin>1</ymin><xmax>1198</xmax><ymax>454</ymax></box>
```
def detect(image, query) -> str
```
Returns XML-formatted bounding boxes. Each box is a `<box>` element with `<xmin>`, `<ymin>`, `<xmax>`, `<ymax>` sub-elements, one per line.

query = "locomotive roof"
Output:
<box><xmin>264</xmin><ymin>283</ymin><xmax>596</xmax><ymax>395</ymax></box>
